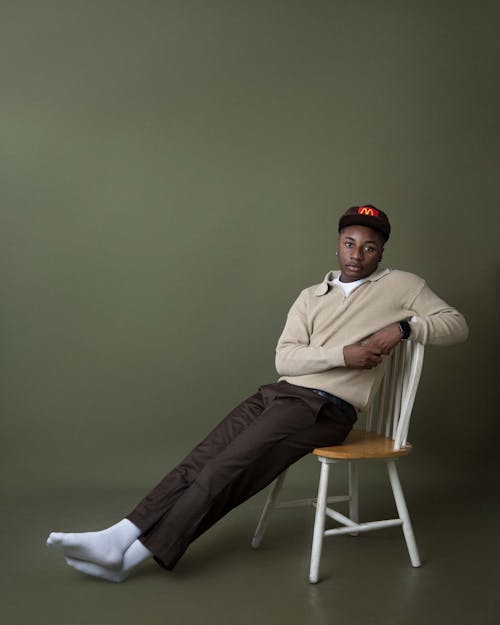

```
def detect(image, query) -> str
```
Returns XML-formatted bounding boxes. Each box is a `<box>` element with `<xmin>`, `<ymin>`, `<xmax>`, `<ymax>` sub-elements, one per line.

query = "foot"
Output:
<box><xmin>65</xmin><ymin>557</ymin><xmax>128</xmax><ymax>583</ymax></box>
<box><xmin>47</xmin><ymin>530</ymin><xmax>123</xmax><ymax>567</ymax></box>
<box><xmin>63</xmin><ymin>539</ymin><xmax>153</xmax><ymax>583</ymax></box>
<box><xmin>46</xmin><ymin>519</ymin><xmax>141</xmax><ymax>568</ymax></box>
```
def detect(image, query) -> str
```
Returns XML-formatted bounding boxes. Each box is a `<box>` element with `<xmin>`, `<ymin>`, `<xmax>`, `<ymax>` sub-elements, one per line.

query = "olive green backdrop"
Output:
<box><xmin>1</xmin><ymin>0</ymin><xmax>498</xmax><ymax>495</ymax></box>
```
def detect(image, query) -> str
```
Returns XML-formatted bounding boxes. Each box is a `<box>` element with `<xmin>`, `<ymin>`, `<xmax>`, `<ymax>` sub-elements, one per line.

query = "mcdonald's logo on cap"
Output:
<box><xmin>358</xmin><ymin>206</ymin><xmax>379</xmax><ymax>217</ymax></box>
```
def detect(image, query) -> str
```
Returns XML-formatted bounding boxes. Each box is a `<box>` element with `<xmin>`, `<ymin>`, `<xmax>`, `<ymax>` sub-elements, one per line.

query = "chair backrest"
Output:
<box><xmin>365</xmin><ymin>341</ymin><xmax>425</xmax><ymax>450</ymax></box>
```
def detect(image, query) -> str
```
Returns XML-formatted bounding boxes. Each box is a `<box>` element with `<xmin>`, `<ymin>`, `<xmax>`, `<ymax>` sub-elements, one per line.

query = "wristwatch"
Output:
<box><xmin>398</xmin><ymin>320</ymin><xmax>411</xmax><ymax>340</ymax></box>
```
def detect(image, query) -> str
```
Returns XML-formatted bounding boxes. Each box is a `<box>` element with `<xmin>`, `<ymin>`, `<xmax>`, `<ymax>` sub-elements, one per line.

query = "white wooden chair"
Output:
<box><xmin>252</xmin><ymin>340</ymin><xmax>425</xmax><ymax>583</ymax></box>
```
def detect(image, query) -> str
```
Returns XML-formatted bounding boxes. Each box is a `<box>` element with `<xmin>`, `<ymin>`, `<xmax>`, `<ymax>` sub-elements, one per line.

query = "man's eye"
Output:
<box><xmin>345</xmin><ymin>242</ymin><xmax>353</xmax><ymax>247</ymax></box>
<box><xmin>365</xmin><ymin>246</ymin><xmax>375</xmax><ymax>253</ymax></box>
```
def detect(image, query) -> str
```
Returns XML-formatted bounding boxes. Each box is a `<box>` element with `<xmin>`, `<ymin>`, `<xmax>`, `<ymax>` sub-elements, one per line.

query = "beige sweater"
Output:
<box><xmin>275</xmin><ymin>268</ymin><xmax>468</xmax><ymax>411</ymax></box>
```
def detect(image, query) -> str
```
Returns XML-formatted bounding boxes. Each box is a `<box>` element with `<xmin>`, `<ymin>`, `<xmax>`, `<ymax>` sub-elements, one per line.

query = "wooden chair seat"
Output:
<box><xmin>313</xmin><ymin>429</ymin><xmax>413</xmax><ymax>460</ymax></box>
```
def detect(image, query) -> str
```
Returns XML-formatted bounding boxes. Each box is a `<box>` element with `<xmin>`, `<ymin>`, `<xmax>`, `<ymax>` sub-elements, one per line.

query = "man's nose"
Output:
<box><xmin>351</xmin><ymin>247</ymin><xmax>363</xmax><ymax>259</ymax></box>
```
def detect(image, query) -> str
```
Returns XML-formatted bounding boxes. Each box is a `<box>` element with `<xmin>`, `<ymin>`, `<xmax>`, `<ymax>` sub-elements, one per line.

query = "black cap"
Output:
<box><xmin>338</xmin><ymin>205</ymin><xmax>391</xmax><ymax>241</ymax></box>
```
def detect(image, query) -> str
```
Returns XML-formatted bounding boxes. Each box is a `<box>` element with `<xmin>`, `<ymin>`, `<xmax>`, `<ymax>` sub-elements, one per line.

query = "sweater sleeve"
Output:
<box><xmin>407</xmin><ymin>282</ymin><xmax>469</xmax><ymax>345</ymax></box>
<box><xmin>275</xmin><ymin>290</ymin><xmax>346</xmax><ymax>376</ymax></box>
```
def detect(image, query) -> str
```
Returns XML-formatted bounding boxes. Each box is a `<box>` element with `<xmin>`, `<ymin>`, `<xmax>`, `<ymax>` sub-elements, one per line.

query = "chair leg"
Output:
<box><xmin>309</xmin><ymin>460</ymin><xmax>330</xmax><ymax>584</ymax></box>
<box><xmin>251</xmin><ymin>470</ymin><xmax>288</xmax><ymax>548</ymax></box>
<box><xmin>387</xmin><ymin>460</ymin><xmax>421</xmax><ymax>567</ymax></box>
<box><xmin>348</xmin><ymin>461</ymin><xmax>359</xmax><ymax>536</ymax></box>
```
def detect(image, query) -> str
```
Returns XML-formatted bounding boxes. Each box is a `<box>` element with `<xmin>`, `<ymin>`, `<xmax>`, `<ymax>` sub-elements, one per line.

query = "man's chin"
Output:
<box><xmin>342</xmin><ymin>268</ymin><xmax>365</xmax><ymax>281</ymax></box>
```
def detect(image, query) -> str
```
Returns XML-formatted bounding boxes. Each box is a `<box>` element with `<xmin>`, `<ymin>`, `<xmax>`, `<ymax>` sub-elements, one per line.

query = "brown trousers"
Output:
<box><xmin>127</xmin><ymin>381</ymin><xmax>357</xmax><ymax>569</ymax></box>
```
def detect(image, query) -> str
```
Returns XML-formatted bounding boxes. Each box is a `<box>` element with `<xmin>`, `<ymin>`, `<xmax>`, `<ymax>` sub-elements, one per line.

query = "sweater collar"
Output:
<box><xmin>314</xmin><ymin>267</ymin><xmax>391</xmax><ymax>296</ymax></box>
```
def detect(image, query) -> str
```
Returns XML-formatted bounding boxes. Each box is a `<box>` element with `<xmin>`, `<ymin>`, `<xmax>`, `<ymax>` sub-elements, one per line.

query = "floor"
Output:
<box><xmin>2</xmin><ymin>456</ymin><xmax>497</xmax><ymax>625</ymax></box>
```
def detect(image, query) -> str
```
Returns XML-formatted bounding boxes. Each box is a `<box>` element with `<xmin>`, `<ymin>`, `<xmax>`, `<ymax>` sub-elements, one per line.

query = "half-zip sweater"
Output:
<box><xmin>275</xmin><ymin>268</ymin><xmax>468</xmax><ymax>411</ymax></box>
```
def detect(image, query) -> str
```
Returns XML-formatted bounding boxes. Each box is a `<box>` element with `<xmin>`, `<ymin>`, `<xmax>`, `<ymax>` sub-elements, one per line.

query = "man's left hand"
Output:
<box><xmin>362</xmin><ymin>323</ymin><xmax>402</xmax><ymax>355</ymax></box>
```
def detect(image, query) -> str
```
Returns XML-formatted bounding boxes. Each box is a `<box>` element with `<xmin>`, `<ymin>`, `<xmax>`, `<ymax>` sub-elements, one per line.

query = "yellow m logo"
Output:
<box><xmin>358</xmin><ymin>207</ymin><xmax>377</xmax><ymax>217</ymax></box>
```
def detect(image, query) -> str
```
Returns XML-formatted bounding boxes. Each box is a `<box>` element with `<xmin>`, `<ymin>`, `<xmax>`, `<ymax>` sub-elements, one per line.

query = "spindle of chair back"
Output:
<box><xmin>365</xmin><ymin>341</ymin><xmax>424</xmax><ymax>450</ymax></box>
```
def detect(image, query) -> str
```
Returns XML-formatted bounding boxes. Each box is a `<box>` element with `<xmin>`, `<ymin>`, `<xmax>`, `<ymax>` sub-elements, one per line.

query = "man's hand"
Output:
<box><xmin>362</xmin><ymin>323</ymin><xmax>402</xmax><ymax>355</ymax></box>
<box><xmin>343</xmin><ymin>344</ymin><xmax>384</xmax><ymax>369</ymax></box>
<box><xmin>343</xmin><ymin>323</ymin><xmax>403</xmax><ymax>369</ymax></box>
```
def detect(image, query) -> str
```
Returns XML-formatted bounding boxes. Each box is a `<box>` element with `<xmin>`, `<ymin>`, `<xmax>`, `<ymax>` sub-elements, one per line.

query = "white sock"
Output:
<box><xmin>46</xmin><ymin>518</ymin><xmax>142</xmax><ymax>568</ymax></box>
<box><xmin>64</xmin><ymin>540</ymin><xmax>153</xmax><ymax>583</ymax></box>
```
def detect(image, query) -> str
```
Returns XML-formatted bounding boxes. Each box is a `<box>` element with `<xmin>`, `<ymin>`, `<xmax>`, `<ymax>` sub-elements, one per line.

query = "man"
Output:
<box><xmin>46</xmin><ymin>205</ymin><xmax>468</xmax><ymax>582</ymax></box>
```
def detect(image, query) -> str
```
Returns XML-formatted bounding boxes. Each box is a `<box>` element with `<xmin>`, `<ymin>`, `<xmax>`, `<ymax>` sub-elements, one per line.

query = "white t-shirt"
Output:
<box><xmin>331</xmin><ymin>276</ymin><xmax>367</xmax><ymax>298</ymax></box>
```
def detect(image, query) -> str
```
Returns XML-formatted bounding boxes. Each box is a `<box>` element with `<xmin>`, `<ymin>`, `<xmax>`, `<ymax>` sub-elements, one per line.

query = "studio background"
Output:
<box><xmin>0</xmin><ymin>2</ymin><xmax>498</xmax><ymax>624</ymax></box>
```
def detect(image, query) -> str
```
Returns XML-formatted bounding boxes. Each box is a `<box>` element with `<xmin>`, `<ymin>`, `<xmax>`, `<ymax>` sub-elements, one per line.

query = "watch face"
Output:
<box><xmin>399</xmin><ymin>321</ymin><xmax>411</xmax><ymax>339</ymax></box>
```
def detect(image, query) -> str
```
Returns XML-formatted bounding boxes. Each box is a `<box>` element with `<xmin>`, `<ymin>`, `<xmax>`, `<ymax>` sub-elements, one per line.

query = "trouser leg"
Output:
<box><xmin>138</xmin><ymin>397</ymin><xmax>354</xmax><ymax>569</ymax></box>
<box><xmin>136</xmin><ymin>394</ymin><xmax>317</xmax><ymax>567</ymax></box>
<box><xmin>190</xmin><ymin>402</ymin><xmax>354</xmax><ymax>544</ymax></box>
<box><xmin>127</xmin><ymin>389</ymin><xmax>267</xmax><ymax>531</ymax></box>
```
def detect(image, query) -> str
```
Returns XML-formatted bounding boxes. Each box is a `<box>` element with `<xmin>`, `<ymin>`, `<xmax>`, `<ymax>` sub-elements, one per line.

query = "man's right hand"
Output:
<box><xmin>343</xmin><ymin>344</ymin><xmax>383</xmax><ymax>369</ymax></box>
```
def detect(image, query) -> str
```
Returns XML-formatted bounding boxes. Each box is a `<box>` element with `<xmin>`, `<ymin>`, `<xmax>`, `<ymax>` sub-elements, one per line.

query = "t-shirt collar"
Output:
<box><xmin>314</xmin><ymin>267</ymin><xmax>390</xmax><ymax>296</ymax></box>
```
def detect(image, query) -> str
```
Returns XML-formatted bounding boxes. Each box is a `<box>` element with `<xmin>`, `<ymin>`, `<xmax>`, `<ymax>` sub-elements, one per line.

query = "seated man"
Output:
<box><xmin>46</xmin><ymin>205</ymin><xmax>468</xmax><ymax>582</ymax></box>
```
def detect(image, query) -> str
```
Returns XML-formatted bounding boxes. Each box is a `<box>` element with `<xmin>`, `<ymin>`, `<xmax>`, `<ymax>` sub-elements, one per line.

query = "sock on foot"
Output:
<box><xmin>64</xmin><ymin>540</ymin><xmax>153</xmax><ymax>583</ymax></box>
<box><xmin>47</xmin><ymin>519</ymin><xmax>142</xmax><ymax>568</ymax></box>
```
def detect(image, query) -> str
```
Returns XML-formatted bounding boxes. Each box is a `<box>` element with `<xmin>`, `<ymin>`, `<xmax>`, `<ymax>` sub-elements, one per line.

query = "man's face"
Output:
<box><xmin>337</xmin><ymin>225</ymin><xmax>385</xmax><ymax>282</ymax></box>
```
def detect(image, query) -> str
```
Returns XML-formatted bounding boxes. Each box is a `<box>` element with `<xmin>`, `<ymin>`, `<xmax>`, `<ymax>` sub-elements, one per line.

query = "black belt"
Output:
<box><xmin>310</xmin><ymin>388</ymin><xmax>355</xmax><ymax>414</ymax></box>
